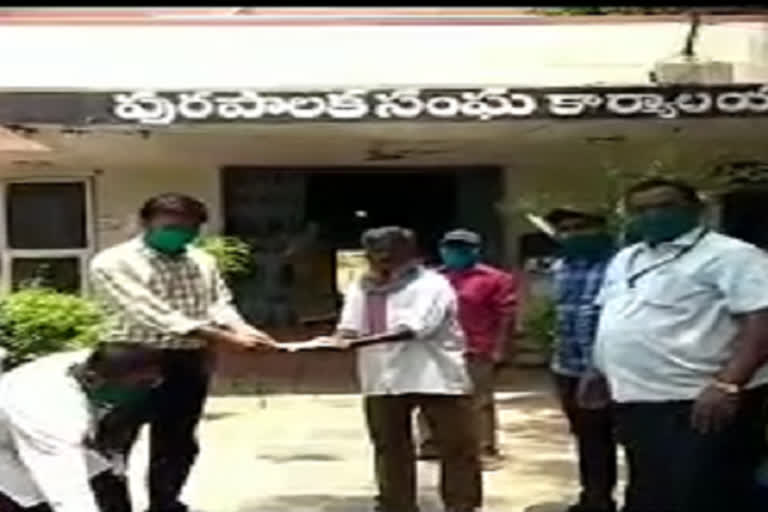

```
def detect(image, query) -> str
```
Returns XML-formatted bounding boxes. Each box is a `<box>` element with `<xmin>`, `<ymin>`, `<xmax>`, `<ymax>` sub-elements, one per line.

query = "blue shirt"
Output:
<box><xmin>551</xmin><ymin>256</ymin><xmax>611</xmax><ymax>377</ymax></box>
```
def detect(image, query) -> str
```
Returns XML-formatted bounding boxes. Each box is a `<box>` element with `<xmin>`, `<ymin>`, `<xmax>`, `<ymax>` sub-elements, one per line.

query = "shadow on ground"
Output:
<box><xmin>254</xmin><ymin>453</ymin><xmax>343</xmax><ymax>463</ymax></box>
<box><xmin>202</xmin><ymin>412</ymin><xmax>237</xmax><ymax>422</ymax></box>
<box><xmin>522</xmin><ymin>503</ymin><xmax>571</xmax><ymax>512</ymax></box>
<box><xmin>236</xmin><ymin>494</ymin><xmax>516</xmax><ymax>512</ymax></box>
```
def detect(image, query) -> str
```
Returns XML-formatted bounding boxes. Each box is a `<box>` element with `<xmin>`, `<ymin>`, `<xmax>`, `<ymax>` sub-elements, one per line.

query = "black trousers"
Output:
<box><xmin>0</xmin><ymin>471</ymin><xmax>131</xmax><ymax>512</ymax></box>
<box><xmin>615</xmin><ymin>385</ymin><xmax>768</xmax><ymax>512</ymax></box>
<box><xmin>554</xmin><ymin>374</ymin><xmax>618</xmax><ymax>510</ymax></box>
<box><xmin>364</xmin><ymin>394</ymin><xmax>482</xmax><ymax>512</ymax></box>
<box><xmin>108</xmin><ymin>348</ymin><xmax>212</xmax><ymax>512</ymax></box>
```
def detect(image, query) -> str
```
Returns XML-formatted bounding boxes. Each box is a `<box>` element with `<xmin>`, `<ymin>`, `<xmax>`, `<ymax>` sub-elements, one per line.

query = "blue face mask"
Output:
<box><xmin>440</xmin><ymin>246</ymin><xmax>479</xmax><ymax>270</ymax></box>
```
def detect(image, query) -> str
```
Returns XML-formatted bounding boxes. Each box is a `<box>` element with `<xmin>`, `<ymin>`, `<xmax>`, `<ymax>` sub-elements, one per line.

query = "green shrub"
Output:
<box><xmin>0</xmin><ymin>287</ymin><xmax>105</xmax><ymax>369</ymax></box>
<box><xmin>195</xmin><ymin>235</ymin><xmax>253</xmax><ymax>280</ymax></box>
<box><xmin>521</xmin><ymin>296</ymin><xmax>557</xmax><ymax>353</ymax></box>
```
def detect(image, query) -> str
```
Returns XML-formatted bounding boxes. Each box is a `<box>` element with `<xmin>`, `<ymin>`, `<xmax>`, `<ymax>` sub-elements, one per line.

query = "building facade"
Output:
<box><xmin>1</xmin><ymin>8</ymin><xmax>768</xmax><ymax>326</ymax></box>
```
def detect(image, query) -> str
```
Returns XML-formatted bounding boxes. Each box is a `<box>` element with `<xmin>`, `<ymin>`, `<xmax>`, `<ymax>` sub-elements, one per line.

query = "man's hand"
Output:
<box><xmin>236</xmin><ymin>326</ymin><xmax>275</xmax><ymax>344</ymax></box>
<box><xmin>314</xmin><ymin>335</ymin><xmax>353</xmax><ymax>349</ymax></box>
<box><xmin>691</xmin><ymin>384</ymin><xmax>740</xmax><ymax>434</ymax></box>
<box><xmin>194</xmin><ymin>325</ymin><xmax>277</xmax><ymax>352</ymax></box>
<box><xmin>576</xmin><ymin>372</ymin><xmax>611</xmax><ymax>410</ymax></box>
<box><xmin>493</xmin><ymin>332</ymin><xmax>516</xmax><ymax>365</ymax></box>
<box><xmin>221</xmin><ymin>331</ymin><xmax>279</xmax><ymax>352</ymax></box>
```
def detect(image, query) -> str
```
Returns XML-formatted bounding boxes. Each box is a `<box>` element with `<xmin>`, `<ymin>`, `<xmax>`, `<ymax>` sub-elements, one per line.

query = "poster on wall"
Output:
<box><xmin>336</xmin><ymin>250</ymin><xmax>368</xmax><ymax>296</ymax></box>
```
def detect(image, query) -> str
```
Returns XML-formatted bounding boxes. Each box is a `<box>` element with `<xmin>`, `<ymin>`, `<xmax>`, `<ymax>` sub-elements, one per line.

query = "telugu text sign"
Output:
<box><xmin>2</xmin><ymin>85</ymin><xmax>768</xmax><ymax>125</ymax></box>
<box><xmin>109</xmin><ymin>85</ymin><xmax>768</xmax><ymax>124</ymax></box>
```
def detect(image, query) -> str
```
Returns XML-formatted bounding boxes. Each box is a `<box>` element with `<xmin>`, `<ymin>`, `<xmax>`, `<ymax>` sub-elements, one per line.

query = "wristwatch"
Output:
<box><xmin>712</xmin><ymin>379</ymin><xmax>741</xmax><ymax>395</ymax></box>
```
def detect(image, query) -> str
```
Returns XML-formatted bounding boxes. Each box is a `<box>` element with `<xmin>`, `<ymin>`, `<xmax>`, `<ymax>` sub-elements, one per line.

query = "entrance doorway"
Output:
<box><xmin>221</xmin><ymin>165</ymin><xmax>503</xmax><ymax>328</ymax></box>
<box><xmin>721</xmin><ymin>187</ymin><xmax>768</xmax><ymax>249</ymax></box>
<box><xmin>305</xmin><ymin>169</ymin><xmax>456</xmax><ymax>262</ymax></box>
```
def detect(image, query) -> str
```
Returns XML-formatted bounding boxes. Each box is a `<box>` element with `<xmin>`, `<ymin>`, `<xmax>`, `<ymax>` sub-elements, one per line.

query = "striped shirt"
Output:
<box><xmin>89</xmin><ymin>237</ymin><xmax>251</xmax><ymax>349</ymax></box>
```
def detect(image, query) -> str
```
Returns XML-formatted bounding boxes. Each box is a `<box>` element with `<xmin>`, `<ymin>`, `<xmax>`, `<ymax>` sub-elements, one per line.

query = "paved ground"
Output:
<box><xmin>126</xmin><ymin>351</ymin><xmax>627</xmax><ymax>512</ymax></box>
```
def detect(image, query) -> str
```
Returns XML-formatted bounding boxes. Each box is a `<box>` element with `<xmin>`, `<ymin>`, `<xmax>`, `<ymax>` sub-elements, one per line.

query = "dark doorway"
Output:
<box><xmin>221</xmin><ymin>165</ymin><xmax>503</xmax><ymax>328</ymax></box>
<box><xmin>305</xmin><ymin>170</ymin><xmax>457</xmax><ymax>263</ymax></box>
<box><xmin>721</xmin><ymin>188</ymin><xmax>768</xmax><ymax>250</ymax></box>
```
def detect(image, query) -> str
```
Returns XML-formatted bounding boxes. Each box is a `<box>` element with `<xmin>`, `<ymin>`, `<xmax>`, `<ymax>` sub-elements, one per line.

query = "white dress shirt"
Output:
<box><xmin>338</xmin><ymin>266</ymin><xmax>472</xmax><ymax>396</ymax></box>
<box><xmin>593</xmin><ymin>227</ymin><xmax>768</xmax><ymax>402</ymax></box>
<box><xmin>0</xmin><ymin>350</ymin><xmax>112</xmax><ymax>511</ymax></box>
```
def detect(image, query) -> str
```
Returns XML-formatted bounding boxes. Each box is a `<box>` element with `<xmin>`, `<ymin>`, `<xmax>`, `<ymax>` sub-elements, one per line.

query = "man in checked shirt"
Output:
<box><xmin>545</xmin><ymin>208</ymin><xmax>618</xmax><ymax>512</ymax></box>
<box><xmin>89</xmin><ymin>193</ymin><xmax>277</xmax><ymax>512</ymax></box>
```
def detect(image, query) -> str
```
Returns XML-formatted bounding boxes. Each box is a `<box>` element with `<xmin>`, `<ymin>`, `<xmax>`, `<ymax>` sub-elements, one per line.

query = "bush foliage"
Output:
<box><xmin>521</xmin><ymin>296</ymin><xmax>557</xmax><ymax>354</ymax></box>
<box><xmin>195</xmin><ymin>235</ymin><xmax>253</xmax><ymax>280</ymax></box>
<box><xmin>0</xmin><ymin>287</ymin><xmax>104</xmax><ymax>369</ymax></box>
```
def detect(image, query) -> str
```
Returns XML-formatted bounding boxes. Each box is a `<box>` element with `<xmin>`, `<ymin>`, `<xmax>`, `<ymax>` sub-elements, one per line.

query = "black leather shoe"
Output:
<box><xmin>146</xmin><ymin>503</ymin><xmax>190</xmax><ymax>512</ymax></box>
<box><xmin>566</xmin><ymin>503</ymin><xmax>617</xmax><ymax>512</ymax></box>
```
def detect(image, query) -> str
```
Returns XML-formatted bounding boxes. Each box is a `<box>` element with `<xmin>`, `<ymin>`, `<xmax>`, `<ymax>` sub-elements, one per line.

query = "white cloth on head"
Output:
<box><xmin>0</xmin><ymin>350</ymin><xmax>112</xmax><ymax>511</ymax></box>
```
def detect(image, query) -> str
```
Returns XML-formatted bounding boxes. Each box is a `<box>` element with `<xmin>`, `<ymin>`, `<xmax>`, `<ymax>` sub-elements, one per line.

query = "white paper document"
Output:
<box><xmin>278</xmin><ymin>338</ymin><xmax>341</xmax><ymax>352</ymax></box>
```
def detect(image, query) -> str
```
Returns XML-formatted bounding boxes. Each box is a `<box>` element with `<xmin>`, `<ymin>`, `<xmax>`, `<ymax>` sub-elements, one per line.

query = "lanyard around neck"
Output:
<box><xmin>626</xmin><ymin>228</ymin><xmax>709</xmax><ymax>289</ymax></box>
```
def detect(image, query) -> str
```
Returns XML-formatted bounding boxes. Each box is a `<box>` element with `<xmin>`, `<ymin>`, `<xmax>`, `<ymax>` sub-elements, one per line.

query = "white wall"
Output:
<box><xmin>3</xmin><ymin>116</ymin><xmax>768</xmax><ymax>261</ymax></box>
<box><xmin>0</xmin><ymin>20</ymin><xmax>766</xmax><ymax>89</ymax></box>
<box><xmin>93</xmin><ymin>165</ymin><xmax>221</xmax><ymax>249</ymax></box>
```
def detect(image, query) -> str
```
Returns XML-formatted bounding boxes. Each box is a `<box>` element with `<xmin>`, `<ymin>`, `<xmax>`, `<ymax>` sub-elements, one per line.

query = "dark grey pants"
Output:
<box><xmin>615</xmin><ymin>385</ymin><xmax>768</xmax><ymax>512</ymax></box>
<box><xmin>555</xmin><ymin>374</ymin><xmax>619</xmax><ymax>510</ymax></box>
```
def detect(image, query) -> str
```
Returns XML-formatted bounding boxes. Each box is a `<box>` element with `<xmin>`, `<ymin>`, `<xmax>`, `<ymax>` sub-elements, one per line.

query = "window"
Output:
<box><xmin>7</xmin><ymin>183</ymin><xmax>87</xmax><ymax>249</ymax></box>
<box><xmin>0</xmin><ymin>179</ymin><xmax>93</xmax><ymax>294</ymax></box>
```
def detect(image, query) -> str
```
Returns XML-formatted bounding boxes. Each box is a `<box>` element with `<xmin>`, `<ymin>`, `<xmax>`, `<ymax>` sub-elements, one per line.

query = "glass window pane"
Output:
<box><xmin>11</xmin><ymin>257</ymin><xmax>81</xmax><ymax>294</ymax></box>
<box><xmin>7</xmin><ymin>182</ymin><xmax>87</xmax><ymax>249</ymax></box>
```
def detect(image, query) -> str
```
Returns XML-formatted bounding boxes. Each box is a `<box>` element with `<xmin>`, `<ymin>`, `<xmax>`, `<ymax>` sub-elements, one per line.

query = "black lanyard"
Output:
<box><xmin>626</xmin><ymin>228</ymin><xmax>709</xmax><ymax>289</ymax></box>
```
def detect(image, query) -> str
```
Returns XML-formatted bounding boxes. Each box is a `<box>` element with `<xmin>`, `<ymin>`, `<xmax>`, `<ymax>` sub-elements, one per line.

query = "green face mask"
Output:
<box><xmin>627</xmin><ymin>206</ymin><xmax>700</xmax><ymax>245</ymax></box>
<box><xmin>440</xmin><ymin>246</ymin><xmax>480</xmax><ymax>270</ymax></box>
<box><xmin>88</xmin><ymin>384</ymin><xmax>152</xmax><ymax>408</ymax></box>
<box><xmin>558</xmin><ymin>233</ymin><xmax>613</xmax><ymax>260</ymax></box>
<box><xmin>144</xmin><ymin>226</ymin><xmax>199</xmax><ymax>255</ymax></box>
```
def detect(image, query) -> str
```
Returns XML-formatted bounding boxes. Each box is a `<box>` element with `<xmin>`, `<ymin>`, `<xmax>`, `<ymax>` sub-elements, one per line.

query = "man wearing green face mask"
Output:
<box><xmin>416</xmin><ymin>229</ymin><xmax>519</xmax><ymax>470</ymax></box>
<box><xmin>0</xmin><ymin>343</ymin><xmax>164</xmax><ymax>512</ymax></box>
<box><xmin>589</xmin><ymin>178</ymin><xmax>768</xmax><ymax>512</ymax></box>
<box><xmin>545</xmin><ymin>208</ymin><xmax>618</xmax><ymax>512</ymax></box>
<box><xmin>89</xmin><ymin>193</ymin><xmax>278</xmax><ymax>512</ymax></box>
